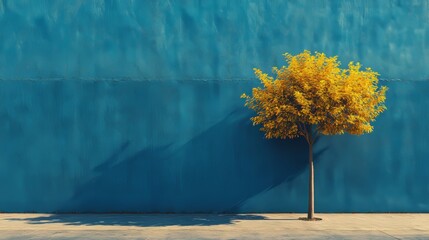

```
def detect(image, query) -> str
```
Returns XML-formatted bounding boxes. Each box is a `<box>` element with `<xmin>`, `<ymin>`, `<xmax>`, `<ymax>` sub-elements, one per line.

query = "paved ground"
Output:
<box><xmin>0</xmin><ymin>213</ymin><xmax>428</xmax><ymax>239</ymax></box>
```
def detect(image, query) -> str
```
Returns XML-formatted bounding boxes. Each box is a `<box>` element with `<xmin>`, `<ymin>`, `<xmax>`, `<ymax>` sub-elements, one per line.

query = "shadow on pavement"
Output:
<box><xmin>5</xmin><ymin>214</ymin><xmax>301</xmax><ymax>227</ymax></box>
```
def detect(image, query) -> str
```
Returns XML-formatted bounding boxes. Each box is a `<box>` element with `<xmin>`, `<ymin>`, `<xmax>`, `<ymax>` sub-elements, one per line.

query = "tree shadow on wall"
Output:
<box><xmin>11</xmin><ymin>109</ymin><xmax>327</xmax><ymax>226</ymax></box>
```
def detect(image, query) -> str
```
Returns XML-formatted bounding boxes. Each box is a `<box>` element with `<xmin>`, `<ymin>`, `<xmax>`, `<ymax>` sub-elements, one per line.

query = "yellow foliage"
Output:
<box><xmin>242</xmin><ymin>50</ymin><xmax>387</xmax><ymax>141</ymax></box>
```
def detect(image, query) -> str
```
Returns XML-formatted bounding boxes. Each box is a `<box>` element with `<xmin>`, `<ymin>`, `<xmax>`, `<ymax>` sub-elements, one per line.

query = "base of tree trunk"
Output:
<box><xmin>298</xmin><ymin>217</ymin><xmax>322</xmax><ymax>221</ymax></box>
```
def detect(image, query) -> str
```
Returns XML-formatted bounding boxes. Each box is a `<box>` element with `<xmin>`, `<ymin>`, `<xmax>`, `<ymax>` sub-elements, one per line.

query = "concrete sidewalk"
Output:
<box><xmin>0</xmin><ymin>213</ymin><xmax>428</xmax><ymax>239</ymax></box>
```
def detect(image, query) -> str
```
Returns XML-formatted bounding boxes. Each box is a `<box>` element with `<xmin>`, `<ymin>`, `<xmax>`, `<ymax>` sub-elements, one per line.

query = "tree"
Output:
<box><xmin>241</xmin><ymin>50</ymin><xmax>387</xmax><ymax>220</ymax></box>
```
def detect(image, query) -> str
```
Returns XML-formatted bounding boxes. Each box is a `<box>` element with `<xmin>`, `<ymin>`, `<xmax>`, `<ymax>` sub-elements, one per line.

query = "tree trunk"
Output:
<box><xmin>307</xmin><ymin>140</ymin><xmax>314</xmax><ymax>220</ymax></box>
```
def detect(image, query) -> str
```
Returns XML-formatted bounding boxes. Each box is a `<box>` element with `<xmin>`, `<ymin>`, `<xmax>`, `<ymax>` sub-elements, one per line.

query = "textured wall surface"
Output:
<box><xmin>0</xmin><ymin>0</ymin><xmax>428</xmax><ymax>213</ymax></box>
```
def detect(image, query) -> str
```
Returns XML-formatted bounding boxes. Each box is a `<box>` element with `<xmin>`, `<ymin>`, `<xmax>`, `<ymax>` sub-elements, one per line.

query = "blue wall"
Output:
<box><xmin>0</xmin><ymin>0</ymin><xmax>428</xmax><ymax>213</ymax></box>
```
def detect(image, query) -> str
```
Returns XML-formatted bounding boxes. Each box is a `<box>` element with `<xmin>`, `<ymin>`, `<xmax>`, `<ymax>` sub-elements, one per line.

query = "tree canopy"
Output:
<box><xmin>242</xmin><ymin>50</ymin><xmax>387</xmax><ymax>143</ymax></box>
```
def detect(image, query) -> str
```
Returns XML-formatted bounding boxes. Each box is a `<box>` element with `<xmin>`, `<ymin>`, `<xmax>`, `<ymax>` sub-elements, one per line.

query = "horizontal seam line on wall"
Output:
<box><xmin>0</xmin><ymin>77</ymin><xmax>425</xmax><ymax>82</ymax></box>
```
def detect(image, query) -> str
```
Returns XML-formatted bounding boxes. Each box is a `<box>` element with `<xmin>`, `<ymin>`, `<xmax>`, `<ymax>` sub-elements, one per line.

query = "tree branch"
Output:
<box><xmin>300</xmin><ymin>124</ymin><xmax>310</xmax><ymax>144</ymax></box>
<box><xmin>307</xmin><ymin>124</ymin><xmax>313</xmax><ymax>145</ymax></box>
<box><xmin>312</xmin><ymin>132</ymin><xmax>320</xmax><ymax>145</ymax></box>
